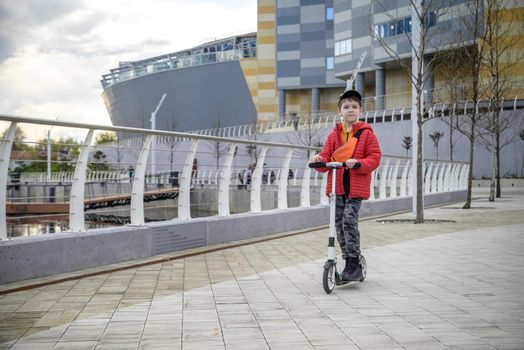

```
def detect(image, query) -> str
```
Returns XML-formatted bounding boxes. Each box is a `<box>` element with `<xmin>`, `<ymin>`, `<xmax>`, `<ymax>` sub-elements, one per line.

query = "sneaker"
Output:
<box><xmin>342</xmin><ymin>258</ymin><xmax>350</xmax><ymax>274</ymax></box>
<box><xmin>348</xmin><ymin>262</ymin><xmax>362</xmax><ymax>281</ymax></box>
<box><xmin>341</xmin><ymin>256</ymin><xmax>359</xmax><ymax>281</ymax></box>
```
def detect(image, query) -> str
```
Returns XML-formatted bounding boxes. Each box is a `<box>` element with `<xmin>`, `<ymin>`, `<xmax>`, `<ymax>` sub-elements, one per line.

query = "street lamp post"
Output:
<box><xmin>47</xmin><ymin>130</ymin><xmax>51</xmax><ymax>180</ymax></box>
<box><xmin>150</xmin><ymin>93</ymin><xmax>167</xmax><ymax>175</ymax></box>
<box><xmin>46</xmin><ymin>116</ymin><xmax>60</xmax><ymax>181</ymax></box>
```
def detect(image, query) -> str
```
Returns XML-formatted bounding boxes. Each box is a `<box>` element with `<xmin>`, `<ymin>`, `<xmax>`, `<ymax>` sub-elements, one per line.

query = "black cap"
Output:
<box><xmin>338</xmin><ymin>89</ymin><xmax>362</xmax><ymax>102</ymax></box>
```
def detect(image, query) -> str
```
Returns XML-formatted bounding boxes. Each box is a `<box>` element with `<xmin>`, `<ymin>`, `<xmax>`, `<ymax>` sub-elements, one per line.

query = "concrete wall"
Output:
<box><xmin>0</xmin><ymin>190</ymin><xmax>466</xmax><ymax>284</ymax></box>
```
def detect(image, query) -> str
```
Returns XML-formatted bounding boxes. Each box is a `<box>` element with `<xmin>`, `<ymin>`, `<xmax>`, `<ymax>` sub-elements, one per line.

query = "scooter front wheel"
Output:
<box><xmin>359</xmin><ymin>255</ymin><xmax>367</xmax><ymax>282</ymax></box>
<box><xmin>323</xmin><ymin>265</ymin><xmax>336</xmax><ymax>294</ymax></box>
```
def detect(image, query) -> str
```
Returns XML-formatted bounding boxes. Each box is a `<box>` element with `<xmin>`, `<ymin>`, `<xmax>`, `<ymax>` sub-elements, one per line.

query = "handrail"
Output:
<box><xmin>0</xmin><ymin>114</ymin><xmax>320</xmax><ymax>152</ymax></box>
<box><xmin>1</xmin><ymin>114</ymin><xmax>468</xmax><ymax>240</ymax></box>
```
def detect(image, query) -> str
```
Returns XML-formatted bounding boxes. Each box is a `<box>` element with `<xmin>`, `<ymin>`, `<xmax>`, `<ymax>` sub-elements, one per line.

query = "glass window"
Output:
<box><xmin>326</xmin><ymin>57</ymin><xmax>334</xmax><ymax>70</ymax></box>
<box><xmin>335</xmin><ymin>39</ymin><xmax>352</xmax><ymax>56</ymax></box>
<box><xmin>389</xmin><ymin>22</ymin><xmax>396</xmax><ymax>37</ymax></box>
<box><xmin>335</xmin><ymin>42</ymin><xmax>340</xmax><ymax>56</ymax></box>
<box><xmin>429</xmin><ymin>12</ymin><xmax>437</xmax><ymax>27</ymax></box>
<box><xmin>396</xmin><ymin>20</ymin><xmax>404</xmax><ymax>35</ymax></box>
<box><xmin>405</xmin><ymin>17</ymin><xmax>412</xmax><ymax>33</ymax></box>
<box><xmin>381</xmin><ymin>24</ymin><xmax>388</xmax><ymax>38</ymax></box>
<box><xmin>326</xmin><ymin>7</ymin><xmax>334</xmax><ymax>20</ymax></box>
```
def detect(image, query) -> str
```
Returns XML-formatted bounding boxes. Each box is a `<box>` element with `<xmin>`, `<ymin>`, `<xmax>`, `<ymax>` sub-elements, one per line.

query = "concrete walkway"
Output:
<box><xmin>1</xmin><ymin>189</ymin><xmax>523</xmax><ymax>349</ymax></box>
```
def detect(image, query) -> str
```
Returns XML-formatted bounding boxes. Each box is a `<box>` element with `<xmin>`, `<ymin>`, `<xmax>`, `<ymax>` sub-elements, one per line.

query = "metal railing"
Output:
<box><xmin>177</xmin><ymin>91</ymin><xmax>523</xmax><ymax>140</ymax></box>
<box><xmin>101</xmin><ymin>47</ymin><xmax>257</xmax><ymax>89</ymax></box>
<box><xmin>1</xmin><ymin>114</ymin><xmax>468</xmax><ymax>240</ymax></box>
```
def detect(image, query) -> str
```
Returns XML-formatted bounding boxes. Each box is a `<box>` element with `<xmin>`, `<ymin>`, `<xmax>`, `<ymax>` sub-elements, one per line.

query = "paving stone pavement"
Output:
<box><xmin>1</xmin><ymin>189</ymin><xmax>523</xmax><ymax>349</ymax></box>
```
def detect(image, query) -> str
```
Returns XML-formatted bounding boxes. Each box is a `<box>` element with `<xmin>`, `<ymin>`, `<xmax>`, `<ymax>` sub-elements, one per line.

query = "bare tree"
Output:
<box><xmin>478</xmin><ymin>110</ymin><xmax>523</xmax><ymax>200</ymax></box>
<box><xmin>211</xmin><ymin>113</ymin><xmax>229</xmax><ymax>170</ymax></box>
<box><xmin>429</xmin><ymin>131</ymin><xmax>444</xmax><ymax>161</ymax></box>
<box><xmin>434</xmin><ymin>51</ymin><xmax>468</xmax><ymax>163</ymax></box>
<box><xmin>91</xmin><ymin>132</ymin><xmax>116</xmax><ymax>172</ymax></box>
<box><xmin>372</xmin><ymin>0</ymin><xmax>453</xmax><ymax>222</ymax></box>
<box><xmin>285</xmin><ymin>111</ymin><xmax>325</xmax><ymax>161</ymax></box>
<box><xmin>402</xmin><ymin>136</ymin><xmax>412</xmax><ymax>158</ymax></box>
<box><xmin>441</xmin><ymin>0</ymin><xmax>488</xmax><ymax>209</ymax></box>
<box><xmin>477</xmin><ymin>0</ymin><xmax>523</xmax><ymax>199</ymax></box>
<box><xmin>246</xmin><ymin>121</ymin><xmax>260</xmax><ymax>165</ymax></box>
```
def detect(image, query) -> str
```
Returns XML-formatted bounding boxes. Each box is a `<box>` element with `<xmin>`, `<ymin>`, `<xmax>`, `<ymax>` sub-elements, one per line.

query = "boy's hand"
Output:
<box><xmin>311</xmin><ymin>154</ymin><xmax>323</xmax><ymax>163</ymax></box>
<box><xmin>345</xmin><ymin>158</ymin><xmax>359</xmax><ymax>168</ymax></box>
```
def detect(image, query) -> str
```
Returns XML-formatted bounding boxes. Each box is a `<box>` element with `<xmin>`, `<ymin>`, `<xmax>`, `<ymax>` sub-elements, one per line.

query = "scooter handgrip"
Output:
<box><xmin>308</xmin><ymin>162</ymin><xmax>327</xmax><ymax>168</ymax></box>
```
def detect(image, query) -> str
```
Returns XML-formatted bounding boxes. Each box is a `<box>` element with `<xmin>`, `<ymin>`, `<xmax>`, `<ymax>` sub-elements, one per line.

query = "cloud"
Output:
<box><xmin>0</xmin><ymin>0</ymin><xmax>257</xmax><ymax>140</ymax></box>
<box><xmin>0</xmin><ymin>0</ymin><xmax>81</xmax><ymax>61</ymax></box>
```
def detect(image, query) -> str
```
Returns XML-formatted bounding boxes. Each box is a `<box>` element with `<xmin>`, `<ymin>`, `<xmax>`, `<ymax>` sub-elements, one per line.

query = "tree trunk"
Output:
<box><xmin>489</xmin><ymin>130</ymin><xmax>496</xmax><ymax>202</ymax></box>
<box><xmin>416</xmin><ymin>109</ymin><xmax>424</xmax><ymax>223</ymax></box>
<box><xmin>463</xmin><ymin>122</ymin><xmax>475</xmax><ymax>209</ymax></box>
<box><xmin>521</xmin><ymin>146</ymin><xmax>524</xmax><ymax>177</ymax></box>
<box><xmin>495</xmin><ymin>123</ymin><xmax>501</xmax><ymax>198</ymax></box>
<box><xmin>449</xmin><ymin>114</ymin><xmax>454</xmax><ymax>162</ymax></box>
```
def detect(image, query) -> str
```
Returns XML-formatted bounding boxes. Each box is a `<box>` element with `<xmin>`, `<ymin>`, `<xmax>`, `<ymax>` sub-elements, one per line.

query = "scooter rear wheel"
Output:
<box><xmin>323</xmin><ymin>265</ymin><xmax>336</xmax><ymax>294</ymax></box>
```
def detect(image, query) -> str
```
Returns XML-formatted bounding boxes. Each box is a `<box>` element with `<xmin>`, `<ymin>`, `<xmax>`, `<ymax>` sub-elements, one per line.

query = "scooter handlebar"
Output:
<box><xmin>308</xmin><ymin>161</ymin><xmax>361</xmax><ymax>169</ymax></box>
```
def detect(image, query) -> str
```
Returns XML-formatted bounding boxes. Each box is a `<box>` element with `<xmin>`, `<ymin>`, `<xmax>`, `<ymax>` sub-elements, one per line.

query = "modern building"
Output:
<box><xmin>101</xmin><ymin>1</ymin><xmax>523</xmax><ymax>129</ymax></box>
<box><xmin>101</xmin><ymin>33</ymin><xmax>259</xmax><ymax>132</ymax></box>
<box><xmin>274</xmin><ymin>0</ymin><xmax>523</xmax><ymax>117</ymax></box>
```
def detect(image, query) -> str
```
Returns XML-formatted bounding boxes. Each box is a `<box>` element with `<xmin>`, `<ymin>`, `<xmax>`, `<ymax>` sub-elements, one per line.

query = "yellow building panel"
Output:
<box><xmin>495</xmin><ymin>7</ymin><xmax>524</xmax><ymax>22</ymax></box>
<box><xmin>287</xmin><ymin>94</ymin><xmax>298</xmax><ymax>104</ymax></box>
<box><xmin>259</xmin><ymin>21</ymin><xmax>275</xmax><ymax>30</ymax></box>
<box><xmin>258</xmin><ymin>36</ymin><xmax>276</xmax><ymax>44</ymax></box>
<box><xmin>242</xmin><ymin>69</ymin><xmax>258</xmax><ymax>76</ymax></box>
<box><xmin>257</xmin><ymin>105</ymin><xmax>277</xmax><ymax>114</ymax></box>
<box><xmin>258</xmin><ymin>5</ymin><xmax>275</xmax><ymax>14</ymax></box>
<box><xmin>258</xmin><ymin>82</ymin><xmax>275</xmax><ymax>90</ymax></box>
<box><xmin>258</xmin><ymin>66</ymin><xmax>276</xmax><ymax>74</ymax></box>
<box><xmin>320</xmin><ymin>88</ymin><xmax>344</xmax><ymax>113</ymax></box>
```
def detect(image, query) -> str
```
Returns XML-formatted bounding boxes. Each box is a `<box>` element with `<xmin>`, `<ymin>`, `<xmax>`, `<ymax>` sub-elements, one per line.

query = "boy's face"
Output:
<box><xmin>338</xmin><ymin>98</ymin><xmax>361</xmax><ymax>124</ymax></box>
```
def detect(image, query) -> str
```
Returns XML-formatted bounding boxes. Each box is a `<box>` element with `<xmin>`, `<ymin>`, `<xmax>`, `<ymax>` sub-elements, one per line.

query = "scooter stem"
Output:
<box><xmin>327</xmin><ymin>167</ymin><xmax>337</xmax><ymax>261</ymax></box>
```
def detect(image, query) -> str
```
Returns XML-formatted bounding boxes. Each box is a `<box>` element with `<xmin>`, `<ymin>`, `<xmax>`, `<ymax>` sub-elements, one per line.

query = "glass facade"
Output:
<box><xmin>373</xmin><ymin>13</ymin><xmax>436</xmax><ymax>39</ymax></box>
<box><xmin>101</xmin><ymin>33</ymin><xmax>257</xmax><ymax>90</ymax></box>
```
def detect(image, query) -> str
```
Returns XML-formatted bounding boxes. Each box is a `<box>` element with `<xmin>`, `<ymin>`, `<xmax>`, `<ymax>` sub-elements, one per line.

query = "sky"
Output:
<box><xmin>0</xmin><ymin>0</ymin><xmax>257</xmax><ymax>140</ymax></box>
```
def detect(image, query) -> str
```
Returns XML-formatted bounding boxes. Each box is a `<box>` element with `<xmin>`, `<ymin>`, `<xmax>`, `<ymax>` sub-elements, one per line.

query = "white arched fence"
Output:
<box><xmin>1</xmin><ymin>114</ymin><xmax>468</xmax><ymax>240</ymax></box>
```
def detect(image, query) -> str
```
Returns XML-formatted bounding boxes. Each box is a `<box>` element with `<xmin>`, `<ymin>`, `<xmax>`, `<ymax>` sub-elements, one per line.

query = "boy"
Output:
<box><xmin>311</xmin><ymin>90</ymin><xmax>381</xmax><ymax>281</ymax></box>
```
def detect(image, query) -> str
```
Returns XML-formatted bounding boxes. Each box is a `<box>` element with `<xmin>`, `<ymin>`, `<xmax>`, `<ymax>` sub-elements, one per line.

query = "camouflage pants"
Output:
<box><xmin>335</xmin><ymin>195</ymin><xmax>362</xmax><ymax>259</ymax></box>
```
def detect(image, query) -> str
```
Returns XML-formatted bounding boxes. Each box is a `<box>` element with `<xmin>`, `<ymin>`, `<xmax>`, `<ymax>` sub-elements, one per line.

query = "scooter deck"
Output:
<box><xmin>335</xmin><ymin>271</ymin><xmax>365</xmax><ymax>285</ymax></box>
<box><xmin>335</xmin><ymin>277</ymin><xmax>360</xmax><ymax>286</ymax></box>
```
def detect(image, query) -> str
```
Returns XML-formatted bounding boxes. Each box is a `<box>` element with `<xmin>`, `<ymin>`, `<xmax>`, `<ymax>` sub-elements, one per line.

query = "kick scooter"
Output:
<box><xmin>309</xmin><ymin>161</ymin><xmax>367</xmax><ymax>294</ymax></box>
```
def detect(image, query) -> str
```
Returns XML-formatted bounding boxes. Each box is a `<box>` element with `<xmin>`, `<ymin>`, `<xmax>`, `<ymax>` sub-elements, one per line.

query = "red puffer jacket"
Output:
<box><xmin>316</xmin><ymin>121</ymin><xmax>381</xmax><ymax>199</ymax></box>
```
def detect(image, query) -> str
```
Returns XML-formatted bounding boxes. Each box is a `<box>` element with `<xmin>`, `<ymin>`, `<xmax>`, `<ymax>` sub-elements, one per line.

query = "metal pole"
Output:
<box><xmin>150</xmin><ymin>93</ymin><xmax>167</xmax><ymax>175</ymax></box>
<box><xmin>47</xmin><ymin>130</ymin><xmax>51</xmax><ymax>180</ymax></box>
